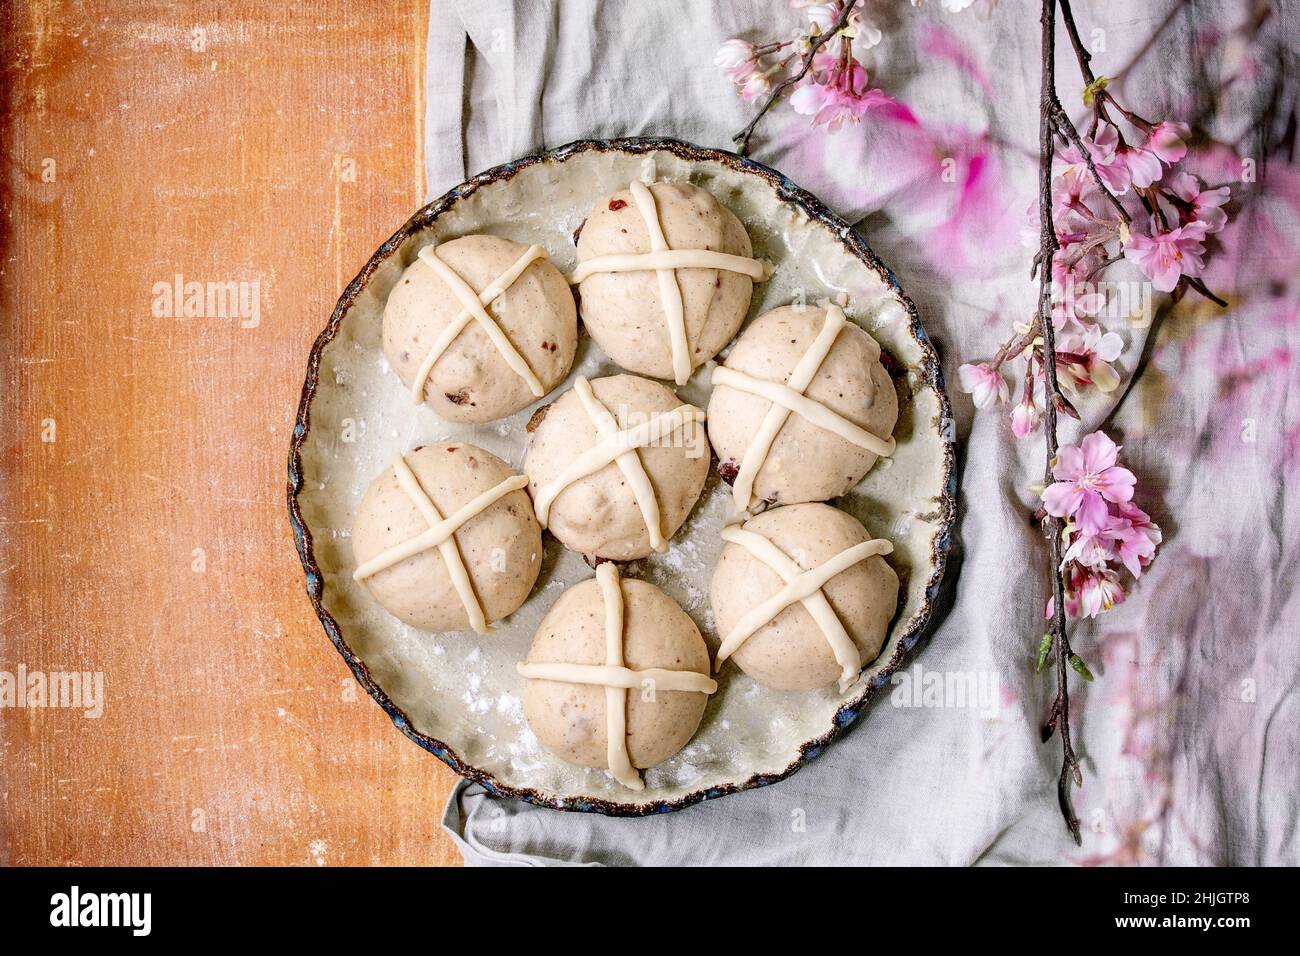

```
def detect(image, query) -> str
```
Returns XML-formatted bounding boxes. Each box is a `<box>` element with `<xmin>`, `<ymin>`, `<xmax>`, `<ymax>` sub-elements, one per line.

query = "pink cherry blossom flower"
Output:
<box><xmin>1052</xmin><ymin>169</ymin><xmax>1085</xmax><ymax>218</ymax></box>
<box><xmin>1061</xmin><ymin>504</ymin><xmax>1157</xmax><ymax>575</ymax></box>
<box><xmin>1055</xmin><ymin>122</ymin><xmax>1135</xmax><ymax>196</ymax></box>
<box><xmin>1168</xmin><ymin>171</ymin><xmax>1230</xmax><ymax>233</ymax></box>
<box><xmin>1011</xmin><ymin>396</ymin><xmax>1040</xmax><ymax>438</ymax></box>
<box><xmin>715</xmin><ymin>39</ymin><xmax>758</xmax><ymax>83</ymax></box>
<box><xmin>1062</xmin><ymin>521</ymin><xmax>1116</xmax><ymax>570</ymax></box>
<box><xmin>1078</xmin><ymin>566</ymin><xmax>1127</xmax><ymax>618</ymax></box>
<box><xmin>957</xmin><ymin>361</ymin><xmax>1009</xmax><ymax>408</ymax></box>
<box><xmin>1042</xmin><ymin>431</ymin><xmax>1137</xmax><ymax>534</ymax></box>
<box><xmin>1052</xmin><ymin>142</ymin><xmax>1094</xmax><ymax>196</ymax></box>
<box><xmin>1123</xmin><ymin>220</ymin><xmax>1209</xmax><ymax>292</ymax></box>
<box><xmin>1055</xmin><ymin>325</ymin><xmax>1125</xmax><ymax>393</ymax></box>
<box><xmin>1051</xmin><ymin>152</ymin><xmax>1109</xmax><ymax>222</ymax></box>
<box><xmin>1108</xmin><ymin>501</ymin><xmax>1162</xmax><ymax>577</ymax></box>
<box><xmin>790</xmin><ymin>61</ymin><xmax>891</xmax><ymax>133</ymax></box>
<box><xmin>1083</xmin><ymin>121</ymin><xmax>1133</xmax><ymax>195</ymax></box>
<box><xmin>1143</xmin><ymin>121</ymin><xmax>1189</xmax><ymax>164</ymax></box>
<box><xmin>741</xmin><ymin>70</ymin><xmax>774</xmax><ymax>102</ymax></box>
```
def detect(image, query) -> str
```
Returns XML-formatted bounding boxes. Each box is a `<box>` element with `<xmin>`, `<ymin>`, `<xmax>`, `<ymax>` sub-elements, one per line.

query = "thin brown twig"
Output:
<box><xmin>1039</xmin><ymin>0</ymin><xmax>1083</xmax><ymax>847</ymax></box>
<box><xmin>731</xmin><ymin>0</ymin><xmax>859</xmax><ymax>156</ymax></box>
<box><xmin>991</xmin><ymin>320</ymin><xmax>1039</xmax><ymax>369</ymax></box>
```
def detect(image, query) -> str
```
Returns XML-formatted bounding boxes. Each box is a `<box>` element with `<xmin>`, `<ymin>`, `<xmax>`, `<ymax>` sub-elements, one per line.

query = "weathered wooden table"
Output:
<box><xmin>2</xmin><ymin>1</ymin><xmax>464</xmax><ymax>865</ymax></box>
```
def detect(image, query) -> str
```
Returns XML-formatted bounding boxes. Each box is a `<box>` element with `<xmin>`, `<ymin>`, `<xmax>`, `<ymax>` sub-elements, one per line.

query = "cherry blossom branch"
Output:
<box><xmin>1058</xmin><ymin>0</ymin><xmax>1225</xmax><ymax>308</ymax></box>
<box><xmin>1038</xmin><ymin>0</ymin><xmax>1083</xmax><ymax>847</ymax></box>
<box><xmin>960</xmin><ymin>0</ymin><xmax>1207</xmax><ymax>851</ymax></box>
<box><xmin>731</xmin><ymin>0</ymin><xmax>858</xmax><ymax>156</ymax></box>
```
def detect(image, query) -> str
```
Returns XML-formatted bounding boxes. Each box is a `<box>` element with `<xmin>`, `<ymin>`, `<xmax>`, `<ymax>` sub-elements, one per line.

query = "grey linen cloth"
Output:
<box><xmin>427</xmin><ymin>0</ymin><xmax>1300</xmax><ymax>865</ymax></box>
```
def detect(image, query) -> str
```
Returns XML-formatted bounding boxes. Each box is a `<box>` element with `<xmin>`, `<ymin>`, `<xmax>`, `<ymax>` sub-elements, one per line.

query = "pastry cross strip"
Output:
<box><xmin>531</xmin><ymin>376</ymin><xmax>705</xmax><ymax>553</ymax></box>
<box><xmin>569</xmin><ymin>180</ymin><xmax>773</xmax><ymax>386</ymax></box>
<box><xmin>516</xmin><ymin>563</ymin><xmax>717</xmax><ymax>790</ymax></box>
<box><xmin>712</xmin><ymin>302</ymin><xmax>896</xmax><ymax>516</ymax></box>
<box><xmin>410</xmin><ymin>242</ymin><xmax>549</xmax><ymax>404</ymax></box>
<box><xmin>715</xmin><ymin>522</ymin><xmax>893</xmax><ymax>693</ymax></box>
<box><xmin>352</xmin><ymin>453</ymin><xmax>528</xmax><ymax>634</ymax></box>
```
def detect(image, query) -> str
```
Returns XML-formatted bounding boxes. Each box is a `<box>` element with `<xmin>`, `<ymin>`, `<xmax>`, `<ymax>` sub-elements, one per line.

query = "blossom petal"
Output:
<box><xmin>1043</xmin><ymin>481</ymin><xmax>1084</xmax><ymax>518</ymax></box>
<box><xmin>1078</xmin><ymin>571</ymin><xmax>1103</xmax><ymax>618</ymax></box>
<box><xmin>1090</xmin><ymin>121</ymin><xmax>1118</xmax><ymax>160</ymax></box>
<box><xmin>1096</xmin><ymin>158</ymin><xmax>1131</xmax><ymax>195</ymax></box>
<box><xmin>1055</xmin><ymin>444</ymin><xmax>1085</xmax><ymax>481</ymax></box>
<box><xmin>790</xmin><ymin>83</ymin><xmax>825</xmax><ymax>117</ymax></box>
<box><xmin>1076</xmin><ymin>489</ymin><xmax>1110</xmax><ymax>534</ymax></box>
<box><xmin>1094</xmin><ymin>331</ymin><xmax>1125</xmax><ymax>363</ymax></box>
<box><xmin>1125</xmin><ymin>148</ymin><xmax>1164</xmax><ymax>189</ymax></box>
<box><xmin>1146</xmin><ymin>121</ymin><xmax>1189</xmax><ymax>164</ymax></box>
<box><xmin>1098</xmin><ymin>465</ymin><xmax>1136</xmax><ymax>503</ymax></box>
<box><xmin>1167</xmin><ymin>170</ymin><xmax>1199</xmax><ymax>202</ymax></box>
<box><xmin>1079</xmin><ymin>431</ymin><xmax>1119</xmax><ymax>473</ymax></box>
<box><xmin>1151</xmin><ymin>260</ymin><xmax>1181</xmax><ymax>293</ymax></box>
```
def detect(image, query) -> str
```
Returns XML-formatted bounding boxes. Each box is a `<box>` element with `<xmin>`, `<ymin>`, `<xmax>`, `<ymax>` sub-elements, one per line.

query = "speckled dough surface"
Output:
<box><xmin>575</xmin><ymin>181</ymin><xmax>754</xmax><ymax>381</ymax></box>
<box><xmin>523</xmin><ymin>374</ymin><xmax>710</xmax><ymax>561</ymax></box>
<box><xmin>383</xmin><ymin>234</ymin><xmax>577</xmax><ymax>422</ymax></box>
<box><xmin>711</xmin><ymin>503</ymin><xmax>899</xmax><ymax>692</ymax></box>
<box><xmin>708</xmin><ymin>303</ymin><xmax>898</xmax><ymax>507</ymax></box>
<box><xmin>351</xmin><ymin>442</ymin><xmax>542</xmax><ymax>632</ymax></box>
<box><xmin>521</xmin><ymin>575</ymin><xmax>712</xmax><ymax>771</ymax></box>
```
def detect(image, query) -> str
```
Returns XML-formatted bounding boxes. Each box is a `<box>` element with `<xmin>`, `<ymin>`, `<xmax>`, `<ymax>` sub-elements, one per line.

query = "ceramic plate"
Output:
<box><xmin>288</xmin><ymin>137</ymin><xmax>956</xmax><ymax>814</ymax></box>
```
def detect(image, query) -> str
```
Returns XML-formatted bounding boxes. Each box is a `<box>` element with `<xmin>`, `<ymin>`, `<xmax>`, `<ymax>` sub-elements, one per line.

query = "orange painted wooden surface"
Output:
<box><xmin>1</xmin><ymin>0</ymin><xmax>465</xmax><ymax>866</ymax></box>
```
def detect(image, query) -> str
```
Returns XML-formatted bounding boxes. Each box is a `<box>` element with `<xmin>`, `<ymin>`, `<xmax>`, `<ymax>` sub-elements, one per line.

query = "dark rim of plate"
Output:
<box><xmin>287</xmin><ymin>136</ymin><xmax>958</xmax><ymax>816</ymax></box>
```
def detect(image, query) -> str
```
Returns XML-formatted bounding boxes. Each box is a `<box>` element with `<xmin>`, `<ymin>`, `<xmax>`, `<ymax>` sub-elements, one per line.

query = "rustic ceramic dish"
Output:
<box><xmin>288</xmin><ymin>137</ymin><xmax>956</xmax><ymax>815</ymax></box>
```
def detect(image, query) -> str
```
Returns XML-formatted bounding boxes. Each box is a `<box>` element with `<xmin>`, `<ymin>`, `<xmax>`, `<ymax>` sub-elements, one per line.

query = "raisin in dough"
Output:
<box><xmin>351</xmin><ymin>442</ymin><xmax>541</xmax><ymax>633</ymax></box>
<box><xmin>384</xmin><ymin>235</ymin><xmax>576</xmax><ymax>422</ymax></box>
<box><xmin>518</xmin><ymin>564</ymin><xmax>716</xmax><ymax>788</ymax></box>
<box><xmin>707</xmin><ymin>302</ymin><xmax>898</xmax><ymax>511</ymax></box>
<box><xmin>573</xmin><ymin>181</ymin><xmax>762</xmax><ymax>384</ymax></box>
<box><xmin>710</xmin><ymin>503</ymin><xmax>898</xmax><ymax>692</ymax></box>
<box><xmin>523</xmin><ymin>374</ymin><xmax>710</xmax><ymax>562</ymax></box>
